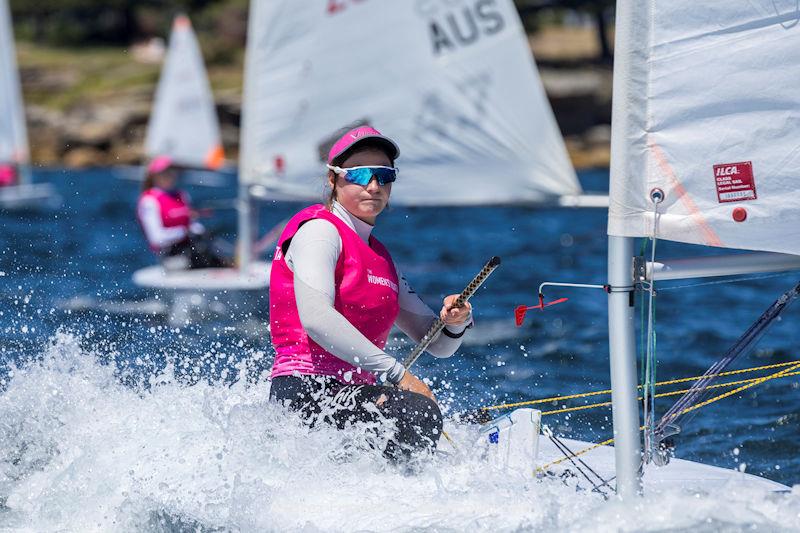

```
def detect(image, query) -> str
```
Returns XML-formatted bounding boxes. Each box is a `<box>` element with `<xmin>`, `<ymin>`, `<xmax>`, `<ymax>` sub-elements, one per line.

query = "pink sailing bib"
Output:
<box><xmin>137</xmin><ymin>188</ymin><xmax>191</xmax><ymax>251</ymax></box>
<box><xmin>269</xmin><ymin>204</ymin><xmax>399</xmax><ymax>385</ymax></box>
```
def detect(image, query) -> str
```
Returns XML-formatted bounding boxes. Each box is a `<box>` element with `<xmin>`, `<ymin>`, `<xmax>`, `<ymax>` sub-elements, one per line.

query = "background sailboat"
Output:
<box><xmin>143</xmin><ymin>14</ymin><xmax>225</xmax><ymax>172</ymax></box>
<box><xmin>0</xmin><ymin>0</ymin><xmax>60</xmax><ymax>210</ymax></box>
<box><xmin>239</xmin><ymin>0</ymin><xmax>603</xmax><ymax>207</ymax></box>
<box><xmin>133</xmin><ymin>14</ymin><xmax>269</xmax><ymax>325</ymax></box>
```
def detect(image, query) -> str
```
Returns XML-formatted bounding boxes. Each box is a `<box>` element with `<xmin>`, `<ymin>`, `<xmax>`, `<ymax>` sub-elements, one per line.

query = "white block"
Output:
<box><xmin>478</xmin><ymin>408</ymin><xmax>541</xmax><ymax>476</ymax></box>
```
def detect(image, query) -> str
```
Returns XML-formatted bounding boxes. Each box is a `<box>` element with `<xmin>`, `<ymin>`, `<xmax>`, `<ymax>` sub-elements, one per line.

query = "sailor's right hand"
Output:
<box><xmin>397</xmin><ymin>371</ymin><xmax>436</xmax><ymax>403</ymax></box>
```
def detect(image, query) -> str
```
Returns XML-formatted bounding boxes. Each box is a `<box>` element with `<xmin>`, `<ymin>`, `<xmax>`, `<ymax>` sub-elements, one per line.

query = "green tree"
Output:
<box><xmin>9</xmin><ymin>0</ymin><xmax>228</xmax><ymax>46</ymax></box>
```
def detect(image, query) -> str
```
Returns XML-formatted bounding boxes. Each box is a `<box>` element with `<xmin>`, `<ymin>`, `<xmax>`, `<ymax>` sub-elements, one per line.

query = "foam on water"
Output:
<box><xmin>1</xmin><ymin>333</ymin><xmax>799</xmax><ymax>532</ymax></box>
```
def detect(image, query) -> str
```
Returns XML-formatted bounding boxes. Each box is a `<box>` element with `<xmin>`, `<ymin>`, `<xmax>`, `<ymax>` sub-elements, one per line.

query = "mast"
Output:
<box><xmin>607</xmin><ymin>237</ymin><xmax>641</xmax><ymax>497</ymax></box>
<box><xmin>236</xmin><ymin>181</ymin><xmax>253</xmax><ymax>270</ymax></box>
<box><xmin>607</xmin><ymin>0</ymin><xmax>645</xmax><ymax>498</ymax></box>
<box><xmin>236</xmin><ymin>0</ymin><xmax>263</xmax><ymax>273</ymax></box>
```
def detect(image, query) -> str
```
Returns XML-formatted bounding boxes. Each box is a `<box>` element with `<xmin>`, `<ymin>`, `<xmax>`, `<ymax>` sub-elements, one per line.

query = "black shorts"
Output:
<box><xmin>163</xmin><ymin>236</ymin><xmax>227</xmax><ymax>269</ymax></box>
<box><xmin>270</xmin><ymin>374</ymin><xmax>443</xmax><ymax>461</ymax></box>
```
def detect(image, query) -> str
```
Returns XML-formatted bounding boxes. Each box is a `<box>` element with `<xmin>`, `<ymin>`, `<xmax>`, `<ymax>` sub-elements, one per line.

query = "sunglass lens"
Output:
<box><xmin>342</xmin><ymin>167</ymin><xmax>397</xmax><ymax>186</ymax></box>
<box><xmin>343</xmin><ymin>168</ymin><xmax>373</xmax><ymax>186</ymax></box>
<box><xmin>373</xmin><ymin>168</ymin><xmax>397</xmax><ymax>185</ymax></box>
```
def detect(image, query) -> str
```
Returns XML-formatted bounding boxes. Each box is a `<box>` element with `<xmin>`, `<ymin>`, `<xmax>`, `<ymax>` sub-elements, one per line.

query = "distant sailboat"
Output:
<box><xmin>0</xmin><ymin>0</ymin><xmax>60</xmax><ymax>210</ymax></box>
<box><xmin>239</xmin><ymin>0</ymin><xmax>601</xmax><ymax>207</ymax></box>
<box><xmin>134</xmin><ymin>14</ymin><xmax>268</xmax><ymax>325</ymax></box>
<box><xmin>144</xmin><ymin>14</ymin><xmax>225</xmax><ymax>171</ymax></box>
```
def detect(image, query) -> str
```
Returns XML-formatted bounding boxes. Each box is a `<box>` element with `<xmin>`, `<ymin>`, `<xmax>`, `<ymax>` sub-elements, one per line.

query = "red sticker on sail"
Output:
<box><xmin>714</xmin><ymin>161</ymin><xmax>757</xmax><ymax>203</ymax></box>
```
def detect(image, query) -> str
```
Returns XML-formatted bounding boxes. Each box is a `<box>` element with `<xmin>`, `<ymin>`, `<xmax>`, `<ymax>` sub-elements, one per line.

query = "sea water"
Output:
<box><xmin>1</xmin><ymin>168</ymin><xmax>798</xmax><ymax>531</ymax></box>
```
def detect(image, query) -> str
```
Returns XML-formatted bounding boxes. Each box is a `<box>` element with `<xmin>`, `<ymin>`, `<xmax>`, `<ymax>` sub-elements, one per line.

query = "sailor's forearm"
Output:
<box><xmin>396</xmin><ymin>309</ymin><xmax>469</xmax><ymax>358</ymax></box>
<box><xmin>294</xmin><ymin>277</ymin><xmax>405</xmax><ymax>383</ymax></box>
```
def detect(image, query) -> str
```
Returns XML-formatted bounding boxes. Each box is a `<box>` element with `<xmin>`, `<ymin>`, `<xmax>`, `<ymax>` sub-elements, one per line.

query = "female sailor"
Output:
<box><xmin>136</xmin><ymin>155</ymin><xmax>226</xmax><ymax>269</ymax></box>
<box><xmin>269</xmin><ymin>126</ymin><xmax>473</xmax><ymax>460</ymax></box>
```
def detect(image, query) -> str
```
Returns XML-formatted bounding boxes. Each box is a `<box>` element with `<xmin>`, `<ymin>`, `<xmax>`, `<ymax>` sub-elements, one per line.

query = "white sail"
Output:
<box><xmin>240</xmin><ymin>0</ymin><xmax>579</xmax><ymax>206</ymax></box>
<box><xmin>0</xmin><ymin>0</ymin><xmax>30</xmax><ymax>172</ymax></box>
<box><xmin>608</xmin><ymin>2</ymin><xmax>800</xmax><ymax>255</ymax></box>
<box><xmin>145</xmin><ymin>14</ymin><xmax>224</xmax><ymax>170</ymax></box>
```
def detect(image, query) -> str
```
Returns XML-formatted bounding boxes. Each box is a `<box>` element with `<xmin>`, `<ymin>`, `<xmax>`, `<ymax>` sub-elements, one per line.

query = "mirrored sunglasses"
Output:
<box><xmin>326</xmin><ymin>164</ymin><xmax>398</xmax><ymax>186</ymax></box>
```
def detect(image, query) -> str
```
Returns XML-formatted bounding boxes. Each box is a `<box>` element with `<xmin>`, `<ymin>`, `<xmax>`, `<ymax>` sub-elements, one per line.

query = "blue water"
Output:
<box><xmin>1</xmin><ymin>168</ymin><xmax>799</xmax><ymax>530</ymax></box>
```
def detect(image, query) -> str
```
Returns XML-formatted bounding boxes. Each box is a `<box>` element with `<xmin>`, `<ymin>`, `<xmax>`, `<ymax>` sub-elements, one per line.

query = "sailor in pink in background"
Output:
<box><xmin>268</xmin><ymin>126</ymin><xmax>474</xmax><ymax>461</ymax></box>
<box><xmin>137</xmin><ymin>155</ymin><xmax>227</xmax><ymax>269</ymax></box>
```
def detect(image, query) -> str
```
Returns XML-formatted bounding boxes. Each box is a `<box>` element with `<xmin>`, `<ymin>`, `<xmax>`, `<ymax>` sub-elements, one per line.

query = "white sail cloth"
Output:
<box><xmin>608</xmin><ymin>1</ymin><xmax>800</xmax><ymax>255</ymax></box>
<box><xmin>240</xmin><ymin>0</ymin><xmax>579</xmax><ymax>206</ymax></box>
<box><xmin>0</xmin><ymin>0</ymin><xmax>29</xmax><ymax>168</ymax></box>
<box><xmin>145</xmin><ymin>15</ymin><xmax>224</xmax><ymax>170</ymax></box>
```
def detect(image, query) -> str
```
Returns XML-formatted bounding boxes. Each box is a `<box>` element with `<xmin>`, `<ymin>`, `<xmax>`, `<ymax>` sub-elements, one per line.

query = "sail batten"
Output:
<box><xmin>608</xmin><ymin>1</ymin><xmax>800</xmax><ymax>255</ymax></box>
<box><xmin>241</xmin><ymin>0</ymin><xmax>579</xmax><ymax>206</ymax></box>
<box><xmin>145</xmin><ymin>15</ymin><xmax>224</xmax><ymax>170</ymax></box>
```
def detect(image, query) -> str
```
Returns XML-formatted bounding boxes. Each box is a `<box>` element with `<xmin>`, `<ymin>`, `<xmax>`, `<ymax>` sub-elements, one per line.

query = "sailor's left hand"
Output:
<box><xmin>440</xmin><ymin>294</ymin><xmax>472</xmax><ymax>326</ymax></box>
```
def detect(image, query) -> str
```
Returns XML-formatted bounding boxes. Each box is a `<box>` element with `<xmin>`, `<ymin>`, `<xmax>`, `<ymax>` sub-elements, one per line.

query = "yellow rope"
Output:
<box><xmin>481</xmin><ymin>360</ymin><xmax>800</xmax><ymax>412</ymax></box>
<box><xmin>535</xmin><ymin>363</ymin><xmax>800</xmax><ymax>472</ymax></box>
<box><xmin>542</xmin><ymin>401</ymin><xmax>612</xmax><ymax>416</ymax></box>
<box><xmin>539</xmin><ymin>371</ymin><xmax>800</xmax><ymax>416</ymax></box>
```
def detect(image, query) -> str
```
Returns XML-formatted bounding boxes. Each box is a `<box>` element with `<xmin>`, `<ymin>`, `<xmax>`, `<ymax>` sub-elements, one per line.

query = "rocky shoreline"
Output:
<box><xmin>22</xmin><ymin>57</ymin><xmax>612</xmax><ymax>170</ymax></box>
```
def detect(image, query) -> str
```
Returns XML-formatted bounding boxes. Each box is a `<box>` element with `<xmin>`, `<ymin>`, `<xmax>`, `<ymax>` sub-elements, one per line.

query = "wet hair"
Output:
<box><xmin>142</xmin><ymin>173</ymin><xmax>156</xmax><ymax>192</ymax></box>
<box><xmin>325</xmin><ymin>140</ymin><xmax>396</xmax><ymax>209</ymax></box>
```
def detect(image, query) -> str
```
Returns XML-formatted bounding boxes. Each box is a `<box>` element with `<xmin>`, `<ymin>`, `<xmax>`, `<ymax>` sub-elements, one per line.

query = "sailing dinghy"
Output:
<box><xmin>604</xmin><ymin>0</ymin><xmax>800</xmax><ymax>497</ymax></box>
<box><xmin>0</xmin><ymin>0</ymin><xmax>60</xmax><ymax>211</ymax></box>
<box><xmin>476</xmin><ymin>0</ymin><xmax>800</xmax><ymax>496</ymax></box>
<box><xmin>239</xmin><ymin>0</ymin><xmax>603</xmax><ymax>207</ymax></box>
<box><xmin>133</xmin><ymin>14</ymin><xmax>269</xmax><ymax>324</ymax></box>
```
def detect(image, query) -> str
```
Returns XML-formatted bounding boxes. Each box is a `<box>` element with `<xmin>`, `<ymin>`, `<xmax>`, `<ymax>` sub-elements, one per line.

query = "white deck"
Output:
<box><xmin>132</xmin><ymin>260</ymin><xmax>271</xmax><ymax>291</ymax></box>
<box><xmin>471</xmin><ymin>409</ymin><xmax>788</xmax><ymax>494</ymax></box>
<box><xmin>0</xmin><ymin>183</ymin><xmax>61</xmax><ymax>210</ymax></box>
<box><xmin>538</xmin><ymin>436</ymin><xmax>788</xmax><ymax>493</ymax></box>
<box><xmin>557</xmin><ymin>194</ymin><xmax>610</xmax><ymax>208</ymax></box>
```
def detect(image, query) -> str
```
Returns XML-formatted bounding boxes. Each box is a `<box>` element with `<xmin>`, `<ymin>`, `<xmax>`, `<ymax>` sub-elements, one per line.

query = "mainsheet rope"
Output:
<box><xmin>478</xmin><ymin>359</ymin><xmax>800</xmax><ymax>412</ymax></box>
<box><xmin>539</xmin><ymin>369</ymin><xmax>800</xmax><ymax>416</ymax></box>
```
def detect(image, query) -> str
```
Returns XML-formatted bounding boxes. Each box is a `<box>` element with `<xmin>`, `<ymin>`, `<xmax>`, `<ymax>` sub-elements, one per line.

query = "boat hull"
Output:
<box><xmin>0</xmin><ymin>183</ymin><xmax>62</xmax><ymax>210</ymax></box>
<box><xmin>132</xmin><ymin>261</ymin><xmax>271</xmax><ymax>326</ymax></box>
